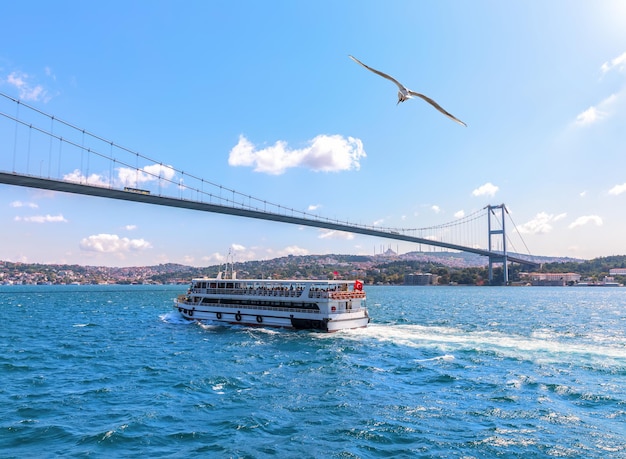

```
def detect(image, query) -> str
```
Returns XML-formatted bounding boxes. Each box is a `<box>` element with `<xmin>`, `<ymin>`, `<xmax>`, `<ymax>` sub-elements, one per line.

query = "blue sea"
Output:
<box><xmin>1</xmin><ymin>285</ymin><xmax>625</xmax><ymax>458</ymax></box>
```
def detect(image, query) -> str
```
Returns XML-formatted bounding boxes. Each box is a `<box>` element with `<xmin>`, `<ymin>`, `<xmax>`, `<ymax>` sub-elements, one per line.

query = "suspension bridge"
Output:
<box><xmin>0</xmin><ymin>92</ymin><xmax>538</xmax><ymax>283</ymax></box>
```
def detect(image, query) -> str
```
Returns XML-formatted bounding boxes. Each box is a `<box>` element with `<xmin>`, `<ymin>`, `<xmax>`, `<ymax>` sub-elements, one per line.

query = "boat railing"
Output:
<box><xmin>309</xmin><ymin>290</ymin><xmax>366</xmax><ymax>299</ymax></box>
<box><xmin>177</xmin><ymin>294</ymin><xmax>366</xmax><ymax>314</ymax></box>
<box><xmin>236</xmin><ymin>304</ymin><xmax>320</xmax><ymax>314</ymax></box>
<box><xmin>191</xmin><ymin>287</ymin><xmax>303</xmax><ymax>297</ymax></box>
<box><xmin>177</xmin><ymin>300</ymin><xmax>320</xmax><ymax>315</ymax></box>
<box><xmin>328</xmin><ymin>291</ymin><xmax>366</xmax><ymax>300</ymax></box>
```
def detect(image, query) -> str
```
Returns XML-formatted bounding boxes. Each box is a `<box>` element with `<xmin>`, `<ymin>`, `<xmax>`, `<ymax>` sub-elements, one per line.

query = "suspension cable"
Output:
<box><xmin>0</xmin><ymin>91</ymin><xmax>532</xmax><ymax>255</ymax></box>
<box><xmin>505</xmin><ymin>208</ymin><xmax>532</xmax><ymax>255</ymax></box>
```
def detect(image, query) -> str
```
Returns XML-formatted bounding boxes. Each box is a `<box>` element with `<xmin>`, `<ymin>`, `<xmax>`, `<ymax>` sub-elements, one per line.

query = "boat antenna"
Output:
<box><xmin>227</xmin><ymin>247</ymin><xmax>237</xmax><ymax>279</ymax></box>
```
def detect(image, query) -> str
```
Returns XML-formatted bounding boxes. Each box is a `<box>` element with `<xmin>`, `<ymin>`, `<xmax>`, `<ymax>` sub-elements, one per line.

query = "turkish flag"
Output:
<box><xmin>354</xmin><ymin>280</ymin><xmax>363</xmax><ymax>291</ymax></box>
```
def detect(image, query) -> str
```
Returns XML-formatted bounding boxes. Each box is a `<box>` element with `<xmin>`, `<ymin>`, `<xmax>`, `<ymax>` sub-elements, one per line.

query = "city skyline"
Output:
<box><xmin>2</xmin><ymin>1</ymin><xmax>626</xmax><ymax>266</ymax></box>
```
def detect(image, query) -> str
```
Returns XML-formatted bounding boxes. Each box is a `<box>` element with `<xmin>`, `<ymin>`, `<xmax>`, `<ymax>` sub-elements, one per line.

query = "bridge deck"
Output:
<box><xmin>0</xmin><ymin>171</ymin><xmax>538</xmax><ymax>267</ymax></box>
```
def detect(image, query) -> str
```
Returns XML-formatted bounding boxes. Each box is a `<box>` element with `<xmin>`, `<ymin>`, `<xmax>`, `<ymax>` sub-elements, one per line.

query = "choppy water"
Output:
<box><xmin>1</xmin><ymin>285</ymin><xmax>625</xmax><ymax>458</ymax></box>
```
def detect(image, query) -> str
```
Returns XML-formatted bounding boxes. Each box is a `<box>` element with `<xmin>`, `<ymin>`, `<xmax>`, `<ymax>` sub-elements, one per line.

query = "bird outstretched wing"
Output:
<box><xmin>408</xmin><ymin>90</ymin><xmax>467</xmax><ymax>127</ymax></box>
<box><xmin>349</xmin><ymin>55</ymin><xmax>407</xmax><ymax>91</ymax></box>
<box><xmin>349</xmin><ymin>54</ymin><xmax>467</xmax><ymax>127</ymax></box>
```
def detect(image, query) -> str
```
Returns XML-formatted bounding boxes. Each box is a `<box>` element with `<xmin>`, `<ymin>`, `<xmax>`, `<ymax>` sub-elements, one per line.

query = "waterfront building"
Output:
<box><xmin>527</xmin><ymin>272</ymin><xmax>581</xmax><ymax>286</ymax></box>
<box><xmin>404</xmin><ymin>273</ymin><xmax>435</xmax><ymax>285</ymax></box>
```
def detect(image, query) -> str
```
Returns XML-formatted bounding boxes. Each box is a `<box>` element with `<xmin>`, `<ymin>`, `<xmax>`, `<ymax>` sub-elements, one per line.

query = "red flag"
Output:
<box><xmin>354</xmin><ymin>280</ymin><xmax>363</xmax><ymax>291</ymax></box>
<box><xmin>333</xmin><ymin>271</ymin><xmax>338</xmax><ymax>276</ymax></box>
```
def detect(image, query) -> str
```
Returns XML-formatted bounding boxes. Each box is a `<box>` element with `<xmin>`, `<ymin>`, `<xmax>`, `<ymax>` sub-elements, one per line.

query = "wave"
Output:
<box><xmin>415</xmin><ymin>354</ymin><xmax>455</xmax><ymax>363</ymax></box>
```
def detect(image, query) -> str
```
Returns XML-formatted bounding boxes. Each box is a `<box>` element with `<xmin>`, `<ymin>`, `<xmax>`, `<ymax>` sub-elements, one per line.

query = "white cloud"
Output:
<box><xmin>64</xmin><ymin>163</ymin><xmax>176</xmax><ymax>189</ymax></box>
<box><xmin>10</xmin><ymin>201</ymin><xmax>38</xmax><ymax>208</ymax></box>
<box><xmin>568</xmin><ymin>215</ymin><xmax>603</xmax><ymax>229</ymax></box>
<box><xmin>472</xmin><ymin>182</ymin><xmax>499</xmax><ymax>197</ymax></box>
<box><xmin>117</xmin><ymin>163</ymin><xmax>176</xmax><ymax>188</ymax></box>
<box><xmin>575</xmin><ymin>93</ymin><xmax>618</xmax><ymax>126</ymax></box>
<box><xmin>124</xmin><ymin>225</ymin><xmax>137</xmax><ymax>231</ymax></box>
<box><xmin>63</xmin><ymin>169</ymin><xmax>110</xmax><ymax>186</ymax></box>
<box><xmin>555</xmin><ymin>213</ymin><xmax>567</xmax><ymax>221</ymax></box>
<box><xmin>308</xmin><ymin>204</ymin><xmax>321</xmax><ymax>211</ymax></box>
<box><xmin>143</xmin><ymin>163</ymin><xmax>176</xmax><ymax>180</ymax></box>
<box><xmin>318</xmin><ymin>229</ymin><xmax>355</xmax><ymax>240</ymax></box>
<box><xmin>573</xmin><ymin>52</ymin><xmax>626</xmax><ymax>126</ymax></box>
<box><xmin>609</xmin><ymin>183</ymin><xmax>626</xmax><ymax>196</ymax></box>
<box><xmin>575</xmin><ymin>106</ymin><xmax>605</xmax><ymax>125</ymax></box>
<box><xmin>202</xmin><ymin>244</ymin><xmax>310</xmax><ymax>264</ymax></box>
<box><xmin>228</xmin><ymin>134</ymin><xmax>366</xmax><ymax>175</ymax></box>
<box><xmin>204</xmin><ymin>252</ymin><xmax>227</xmax><ymax>264</ymax></box>
<box><xmin>6</xmin><ymin>71</ymin><xmax>48</xmax><ymax>102</ymax></box>
<box><xmin>517</xmin><ymin>212</ymin><xmax>567</xmax><ymax>235</ymax></box>
<box><xmin>579</xmin><ymin>191</ymin><xmax>587</xmax><ymax>197</ymax></box>
<box><xmin>182</xmin><ymin>255</ymin><xmax>195</xmax><ymax>265</ymax></box>
<box><xmin>454</xmin><ymin>210</ymin><xmax>465</xmax><ymax>219</ymax></box>
<box><xmin>261</xmin><ymin>245</ymin><xmax>311</xmax><ymax>259</ymax></box>
<box><xmin>431</xmin><ymin>205</ymin><xmax>441</xmax><ymax>214</ymax></box>
<box><xmin>14</xmin><ymin>214</ymin><xmax>67</xmax><ymax>223</ymax></box>
<box><xmin>279</xmin><ymin>245</ymin><xmax>310</xmax><ymax>256</ymax></box>
<box><xmin>601</xmin><ymin>51</ymin><xmax>626</xmax><ymax>74</ymax></box>
<box><xmin>79</xmin><ymin>234</ymin><xmax>152</xmax><ymax>253</ymax></box>
<box><xmin>203</xmin><ymin>244</ymin><xmax>251</xmax><ymax>264</ymax></box>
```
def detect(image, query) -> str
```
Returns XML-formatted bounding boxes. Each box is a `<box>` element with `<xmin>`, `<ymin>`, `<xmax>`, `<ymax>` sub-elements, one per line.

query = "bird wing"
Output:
<box><xmin>349</xmin><ymin>55</ymin><xmax>407</xmax><ymax>91</ymax></box>
<box><xmin>408</xmin><ymin>90</ymin><xmax>467</xmax><ymax>127</ymax></box>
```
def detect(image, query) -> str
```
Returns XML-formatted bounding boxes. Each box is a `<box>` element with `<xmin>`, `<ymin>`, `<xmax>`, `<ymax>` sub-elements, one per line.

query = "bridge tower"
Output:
<box><xmin>487</xmin><ymin>204</ymin><xmax>508</xmax><ymax>285</ymax></box>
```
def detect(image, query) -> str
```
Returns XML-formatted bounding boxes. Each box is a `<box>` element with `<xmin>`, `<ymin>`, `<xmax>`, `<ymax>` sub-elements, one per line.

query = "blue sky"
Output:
<box><xmin>1</xmin><ymin>1</ymin><xmax>626</xmax><ymax>267</ymax></box>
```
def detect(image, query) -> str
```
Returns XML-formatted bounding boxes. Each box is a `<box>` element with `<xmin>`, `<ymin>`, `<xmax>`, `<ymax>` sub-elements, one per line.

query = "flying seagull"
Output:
<box><xmin>349</xmin><ymin>55</ymin><xmax>466</xmax><ymax>127</ymax></box>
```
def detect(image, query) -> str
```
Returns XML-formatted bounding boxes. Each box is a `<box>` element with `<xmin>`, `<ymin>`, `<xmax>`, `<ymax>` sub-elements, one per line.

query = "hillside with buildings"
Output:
<box><xmin>3</xmin><ymin>251</ymin><xmax>623</xmax><ymax>286</ymax></box>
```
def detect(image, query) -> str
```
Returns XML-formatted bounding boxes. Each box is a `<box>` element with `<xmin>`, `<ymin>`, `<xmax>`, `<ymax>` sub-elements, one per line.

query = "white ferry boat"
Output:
<box><xmin>174</xmin><ymin>272</ymin><xmax>369</xmax><ymax>332</ymax></box>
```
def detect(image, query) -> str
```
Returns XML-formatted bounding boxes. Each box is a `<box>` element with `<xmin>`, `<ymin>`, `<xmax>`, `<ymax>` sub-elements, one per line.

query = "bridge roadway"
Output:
<box><xmin>0</xmin><ymin>172</ymin><xmax>538</xmax><ymax>266</ymax></box>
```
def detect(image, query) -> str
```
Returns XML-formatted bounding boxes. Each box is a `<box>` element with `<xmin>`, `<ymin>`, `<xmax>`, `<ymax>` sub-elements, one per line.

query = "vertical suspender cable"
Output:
<box><xmin>48</xmin><ymin>116</ymin><xmax>54</xmax><ymax>178</ymax></box>
<box><xmin>12</xmin><ymin>101</ymin><xmax>20</xmax><ymax>173</ymax></box>
<box><xmin>109</xmin><ymin>143</ymin><xmax>114</xmax><ymax>188</ymax></box>
<box><xmin>58</xmin><ymin>137</ymin><xmax>62</xmax><ymax>178</ymax></box>
<box><xmin>81</xmin><ymin>130</ymin><xmax>85</xmax><ymax>182</ymax></box>
<box><xmin>26</xmin><ymin>124</ymin><xmax>32</xmax><ymax>174</ymax></box>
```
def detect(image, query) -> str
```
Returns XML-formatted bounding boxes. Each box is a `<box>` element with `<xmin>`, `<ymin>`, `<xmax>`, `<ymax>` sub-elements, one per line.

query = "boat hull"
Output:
<box><xmin>173</xmin><ymin>276</ymin><xmax>369</xmax><ymax>332</ymax></box>
<box><xmin>173</xmin><ymin>300</ymin><xmax>369</xmax><ymax>332</ymax></box>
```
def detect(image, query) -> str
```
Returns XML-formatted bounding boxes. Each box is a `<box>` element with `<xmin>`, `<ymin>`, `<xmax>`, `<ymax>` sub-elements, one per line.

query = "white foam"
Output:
<box><xmin>342</xmin><ymin>323</ymin><xmax>626</xmax><ymax>366</ymax></box>
<box><xmin>198</xmin><ymin>321</ymin><xmax>221</xmax><ymax>330</ymax></box>
<box><xmin>212</xmin><ymin>383</ymin><xmax>225</xmax><ymax>394</ymax></box>
<box><xmin>160</xmin><ymin>311</ymin><xmax>192</xmax><ymax>325</ymax></box>
<box><xmin>415</xmin><ymin>354</ymin><xmax>455</xmax><ymax>363</ymax></box>
<box><xmin>242</xmin><ymin>326</ymin><xmax>281</xmax><ymax>336</ymax></box>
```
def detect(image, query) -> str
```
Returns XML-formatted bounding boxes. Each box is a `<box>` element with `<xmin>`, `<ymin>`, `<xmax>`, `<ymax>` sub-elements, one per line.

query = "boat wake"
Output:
<box><xmin>341</xmin><ymin>323</ymin><xmax>626</xmax><ymax>367</ymax></box>
<box><xmin>159</xmin><ymin>311</ymin><xmax>192</xmax><ymax>325</ymax></box>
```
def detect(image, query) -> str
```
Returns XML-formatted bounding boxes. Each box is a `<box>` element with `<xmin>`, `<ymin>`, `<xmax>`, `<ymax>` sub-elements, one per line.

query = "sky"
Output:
<box><xmin>1</xmin><ymin>1</ymin><xmax>626</xmax><ymax>267</ymax></box>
